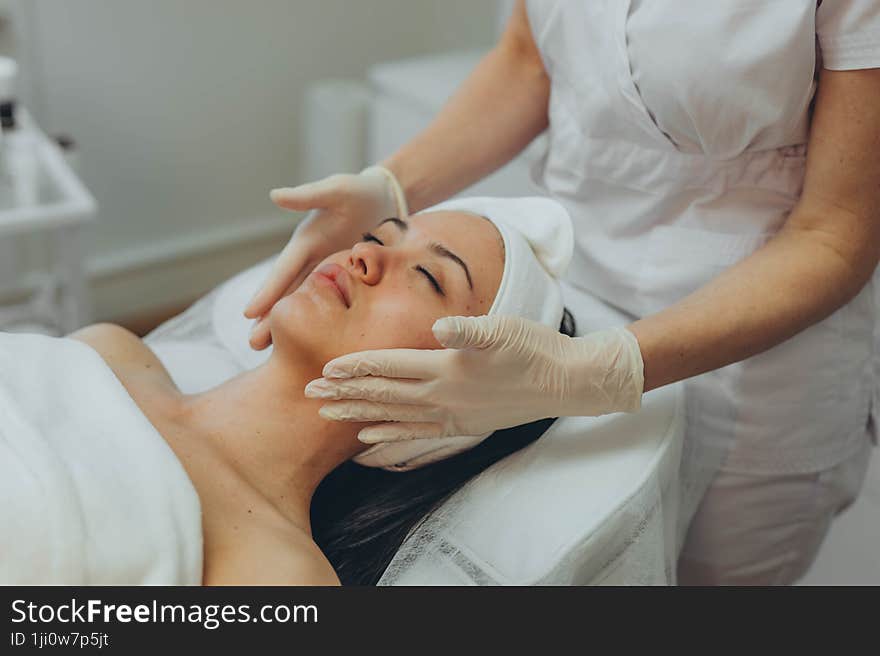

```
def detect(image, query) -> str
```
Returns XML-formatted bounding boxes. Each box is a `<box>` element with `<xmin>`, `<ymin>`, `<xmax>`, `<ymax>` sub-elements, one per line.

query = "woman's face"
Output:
<box><xmin>269</xmin><ymin>210</ymin><xmax>504</xmax><ymax>370</ymax></box>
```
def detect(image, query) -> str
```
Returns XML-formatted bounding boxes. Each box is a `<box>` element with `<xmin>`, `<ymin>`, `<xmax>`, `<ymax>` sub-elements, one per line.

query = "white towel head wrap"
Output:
<box><xmin>353</xmin><ymin>196</ymin><xmax>574</xmax><ymax>471</ymax></box>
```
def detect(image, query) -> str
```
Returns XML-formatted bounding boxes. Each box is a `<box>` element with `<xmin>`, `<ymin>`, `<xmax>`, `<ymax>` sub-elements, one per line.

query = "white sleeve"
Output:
<box><xmin>817</xmin><ymin>0</ymin><xmax>880</xmax><ymax>70</ymax></box>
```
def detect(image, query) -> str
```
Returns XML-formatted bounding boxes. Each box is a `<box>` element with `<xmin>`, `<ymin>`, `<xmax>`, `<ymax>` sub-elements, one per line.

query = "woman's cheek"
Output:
<box><xmin>362</xmin><ymin>295</ymin><xmax>442</xmax><ymax>350</ymax></box>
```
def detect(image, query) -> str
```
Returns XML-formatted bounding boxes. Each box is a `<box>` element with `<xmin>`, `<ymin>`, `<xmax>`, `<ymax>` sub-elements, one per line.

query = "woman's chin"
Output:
<box><xmin>274</xmin><ymin>285</ymin><xmax>333</xmax><ymax>323</ymax></box>
<box><xmin>268</xmin><ymin>291</ymin><xmax>343</xmax><ymax>359</ymax></box>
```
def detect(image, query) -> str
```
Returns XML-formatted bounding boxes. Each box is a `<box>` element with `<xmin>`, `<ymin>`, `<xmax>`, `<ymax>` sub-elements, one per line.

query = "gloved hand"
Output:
<box><xmin>245</xmin><ymin>165</ymin><xmax>407</xmax><ymax>350</ymax></box>
<box><xmin>304</xmin><ymin>315</ymin><xmax>645</xmax><ymax>443</ymax></box>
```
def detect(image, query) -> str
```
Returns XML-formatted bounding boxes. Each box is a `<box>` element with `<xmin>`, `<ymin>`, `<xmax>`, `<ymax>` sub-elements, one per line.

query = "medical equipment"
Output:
<box><xmin>0</xmin><ymin>56</ymin><xmax>17</xmax><ymax>135</ymax></box>
<box><xmin>0</xmin><ymin>107</ymin><xmax>96</xmax><ymax>334</ymax></box>
<box><xmin>145</xmin><ymin>259</ymin><xmax>704</xmax><ymax>584</ymax></box>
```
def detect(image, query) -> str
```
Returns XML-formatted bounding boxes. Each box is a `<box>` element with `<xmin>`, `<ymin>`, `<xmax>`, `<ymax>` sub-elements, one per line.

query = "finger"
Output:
<box><xmin>322</xmin><ymin>348</ymin><xmax>445</xmax><ymax>380</ymax></box>
<box><xmin>305</xmin><ymin>376</ymin><xmax>428</xmax><ymax>404</ymax></box>
<box><xmin>357</xmin><ymin>422</ymin><xmax>446</xmax><ymax>444</ymax></box>
<box><xmin>244</xmin><ymin>246</ymin><xmax>309</xmax><ymax>318</ymax></box>
<box><xmin>432</xmin><ymin>315</ymin><xmax>513</xmax><ymax>349</ymax></box>
<box><xmin>269</xmin><ymin>177</ymin><xmax>340</xmax><ymax>211</ymax></box>
<box><xmin>318</xmin><ymin>401</ymin><xmax>439</xmax><ymax>423</ymax></box>
<box><xmin>248</xmin><ymin>316</ymin><xmax>273</xmax><ymax>351</ymax></box>
<box><xmin>404</xmin><ymin>442</ymin><xmax>473</xmax><ymax>469</ymax></box>
<box><xmin>248</xmin><ymin>319</ymin><xmax>271</xmax><ymax>350</ymax></box>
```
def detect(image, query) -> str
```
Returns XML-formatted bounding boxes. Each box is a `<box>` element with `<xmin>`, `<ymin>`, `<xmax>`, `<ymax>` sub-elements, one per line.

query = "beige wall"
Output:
<box><xmin>8</xmin><ymin>0</ymin><xmax>498</xmax><ymax>319</ymax></box>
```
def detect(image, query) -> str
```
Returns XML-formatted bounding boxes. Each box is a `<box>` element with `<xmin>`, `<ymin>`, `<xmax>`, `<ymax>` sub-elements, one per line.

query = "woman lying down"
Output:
<box><xmin>0</xmin><ymin>197</ymin><xmax>575</xmax><ymax>585</ymax></box>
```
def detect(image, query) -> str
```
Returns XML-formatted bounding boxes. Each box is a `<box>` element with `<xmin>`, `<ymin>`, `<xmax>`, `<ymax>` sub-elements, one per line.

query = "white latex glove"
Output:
<box><xmin>244</xmin><ymin>165</ymin><xmax>407</xmax><ymax>349</ymax></box>
<box><xmin>304</xmin><ymin>315</ymin><xmax>645</xmax><ymax>443</ymax></box>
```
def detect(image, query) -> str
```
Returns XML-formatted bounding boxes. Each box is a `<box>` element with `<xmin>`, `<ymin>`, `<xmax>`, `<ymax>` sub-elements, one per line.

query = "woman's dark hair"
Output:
<box><xmin>311</xmin><ymin>308</ymin><xmax>576</xmax><ymax>585</ymax></box>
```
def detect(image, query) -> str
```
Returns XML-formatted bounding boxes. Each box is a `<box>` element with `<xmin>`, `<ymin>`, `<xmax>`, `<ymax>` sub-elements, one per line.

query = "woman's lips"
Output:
<box><xmin>312</xmin><ymin>263</ymin><xmax>352</xmax><ymax>308</ymax></box>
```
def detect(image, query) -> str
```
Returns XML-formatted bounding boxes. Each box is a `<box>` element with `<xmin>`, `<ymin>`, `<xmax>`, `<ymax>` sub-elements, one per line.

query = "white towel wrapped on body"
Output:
<box><xmin>0</xmin><ymin>332</ymin><xmax>202</xmax><ymax>585</ymax></box>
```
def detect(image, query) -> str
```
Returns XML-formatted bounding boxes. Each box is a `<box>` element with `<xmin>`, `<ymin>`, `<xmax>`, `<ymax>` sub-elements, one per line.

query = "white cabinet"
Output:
<box><xmin>367</xmin><ymin>50</ymin><xmax>548</xmax><ymax>200</ymax></box>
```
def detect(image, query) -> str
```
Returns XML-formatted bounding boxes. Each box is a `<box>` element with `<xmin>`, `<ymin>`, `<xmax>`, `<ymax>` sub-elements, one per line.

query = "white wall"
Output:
<box><xmin>8</xmin><ymin>0</ymin><xmax>497</xmax><ymax>320</ymax></box>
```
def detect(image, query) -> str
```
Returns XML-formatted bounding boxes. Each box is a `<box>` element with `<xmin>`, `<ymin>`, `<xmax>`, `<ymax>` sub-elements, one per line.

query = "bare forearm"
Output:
<box><xmin>382</xmin><ymin>11</ymin><xmax>550</xmax><ymax>212</ymax></box>
<box><xmin>629</xmin><ymin>219</ymin><xmax>878</xmax><ymax>392</ymax></box>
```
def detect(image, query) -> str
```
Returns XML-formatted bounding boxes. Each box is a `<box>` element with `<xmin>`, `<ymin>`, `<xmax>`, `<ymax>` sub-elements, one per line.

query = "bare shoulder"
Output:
<box><xmin>68</xmin><ymin>323</ymin><xmax>175</xmax><ymax>385</ymax></box>
<box><xmin>204</xmin><ymin>522</ymin><xmax>340</xmax><ymax>586</ymax></box>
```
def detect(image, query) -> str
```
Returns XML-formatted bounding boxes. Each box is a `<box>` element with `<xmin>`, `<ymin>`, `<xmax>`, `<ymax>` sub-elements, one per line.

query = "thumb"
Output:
<box><xmin>270</xmin><ymin>177</ymin><xmax>337</xmax><ymax>211</ymax></box>
<box><xmin>432</xmin><ymin>315</ymin><xmax>507</xmax><ymax>350</ymax></box>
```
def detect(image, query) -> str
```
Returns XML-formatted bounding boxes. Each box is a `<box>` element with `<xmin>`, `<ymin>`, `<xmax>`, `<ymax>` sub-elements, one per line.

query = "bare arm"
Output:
<box><xmin>629</xmin><ymin>66</ymin><xmax>880</xmax><ymax>391</ymax></box>
<box><xmin>382</xmin><ymin>0</ymin><xmax>550</xmax><ymax>212</ymax></box>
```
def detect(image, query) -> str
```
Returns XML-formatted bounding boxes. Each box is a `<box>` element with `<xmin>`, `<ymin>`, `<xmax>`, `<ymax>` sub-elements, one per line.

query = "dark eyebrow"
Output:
<box><xmin>377</xmin><ymin>217</ymin><xmax>473</xmax><ymax>290</ymax></box>
<box><xmin>430</xmin><ymin>243</ymin><xmax>473</xmax><ymax>290</ymax></box>
<box><xmin>378</xmin><ymin>217</ymin><xmax>408</xmax><ymax>231</ymax></box>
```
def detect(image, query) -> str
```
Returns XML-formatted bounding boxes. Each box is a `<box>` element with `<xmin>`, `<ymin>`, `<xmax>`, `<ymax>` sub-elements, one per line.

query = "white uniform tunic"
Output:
<box><xmin>526</xmin><ymin>0</ymin><xmax>880</xmax><ymax>475</ymax></box>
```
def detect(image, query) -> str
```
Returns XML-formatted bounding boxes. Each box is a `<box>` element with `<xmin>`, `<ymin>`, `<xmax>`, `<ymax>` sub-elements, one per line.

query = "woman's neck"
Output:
<box><xmin>175</xmin><ymin>353</ymin><xmax>365</xmax><ymax>534</ymax></box>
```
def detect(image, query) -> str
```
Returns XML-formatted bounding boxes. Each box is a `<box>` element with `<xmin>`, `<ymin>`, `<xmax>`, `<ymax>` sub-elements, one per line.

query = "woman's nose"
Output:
<box><xmin>349</xmin><ymin>241</ymin><xmax>383</xmax><ymax>285</ymax></box>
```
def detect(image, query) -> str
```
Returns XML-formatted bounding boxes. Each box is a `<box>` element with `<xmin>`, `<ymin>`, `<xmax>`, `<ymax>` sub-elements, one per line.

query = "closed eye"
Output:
<box><xmin>361</xmin><ymin>232</ymin><xmax>384</xmax><ymax>245</ymax></box>
<box><xmin>361</xmin><ymin>231</ymin><xmax>444</xmax><ymax>296</ymax></box>
<box><xmin>415</xmin><ymin>265</ymin><xmax>444</xmax><ymax>296</ymax></box>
